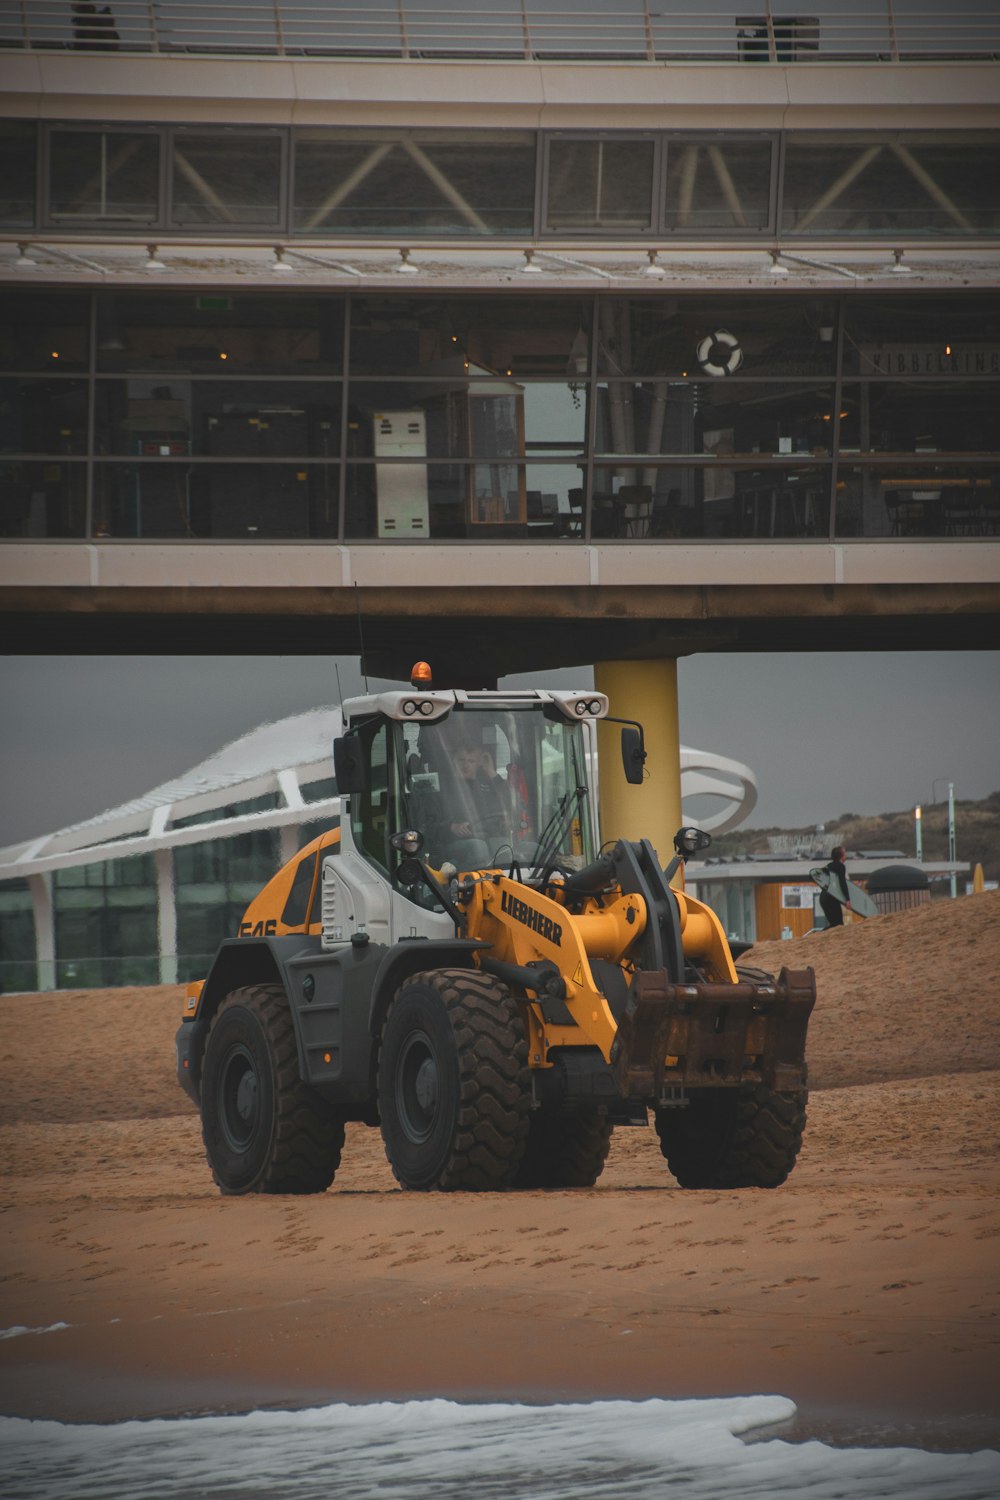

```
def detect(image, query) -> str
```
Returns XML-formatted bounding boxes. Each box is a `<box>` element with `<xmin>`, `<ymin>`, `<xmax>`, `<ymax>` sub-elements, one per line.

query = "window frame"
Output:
<box><xmin>167</xmin><ymin>124</ymin><xmax>289</xmax><ymax>234</ymax></box>
<box><xmin>41</xmin><ymin>121</ymin><xmax>166</xmax><ymax>232</ymax></box>
<box><xmin>540</xmin><ymin>130</ymin><xmax>661</xmax><ymax>238</ymax></box>
<box><xmin>660</xmin><ymin>130</ymin><xmax>779</xmax><ymax>238</ymax></box>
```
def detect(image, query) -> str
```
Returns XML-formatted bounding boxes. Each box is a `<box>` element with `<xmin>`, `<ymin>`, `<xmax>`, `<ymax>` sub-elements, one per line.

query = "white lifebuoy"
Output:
<box><xmin>696</xmin><ymin>329</ymin><xmax>743</xmax><ymax>377</ymax></box>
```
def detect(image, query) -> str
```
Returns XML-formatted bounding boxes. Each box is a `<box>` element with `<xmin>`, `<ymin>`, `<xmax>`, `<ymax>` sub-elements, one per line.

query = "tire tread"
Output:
<box><xmin>380</xmin><ymin>968</ymin><xmax>530</xmax><ymax>1192</ymax></box>
<box><xmin>204</xmin><ymin>983</ymin><xmax>345</xmax><ymax>1195</ymax></box>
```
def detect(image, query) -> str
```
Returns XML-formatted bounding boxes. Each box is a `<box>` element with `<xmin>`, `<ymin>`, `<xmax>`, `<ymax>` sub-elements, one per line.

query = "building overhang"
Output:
<box><xmin>4</xmin><ymin>239</ymin><xmax>1000</xmax><ymax>292</ymax></box>
<box><xmin>3</xmin><ymin>49</ymin><xmax>999</xmax><ymax>130</ymax></box>
<box><xmin>3</xmin><ymin>546</ymin><xmax>999</xmax><ymax>672</ymax></box>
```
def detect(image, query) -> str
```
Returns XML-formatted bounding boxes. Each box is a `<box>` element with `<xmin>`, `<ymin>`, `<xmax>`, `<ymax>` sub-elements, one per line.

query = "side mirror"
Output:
<box><xmin>333</xmin><ymin>733</ymin><xmax>367</xmax><ymax>794</ymax></box>
<box><xmin>621</xmin><ymin>725</ymin><xmax>646</xmax><ymax>785</ymax></box>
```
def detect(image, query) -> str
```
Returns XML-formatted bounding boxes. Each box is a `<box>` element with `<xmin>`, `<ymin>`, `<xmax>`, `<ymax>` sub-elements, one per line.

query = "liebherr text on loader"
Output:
<box><xmin>177</xmin><ymin>663</ymin><xmax>815</xmax><ymax>1194</ymax></box>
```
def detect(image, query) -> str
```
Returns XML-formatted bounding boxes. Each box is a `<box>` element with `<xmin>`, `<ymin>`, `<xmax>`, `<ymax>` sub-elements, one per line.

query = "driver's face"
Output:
<box><xmin>455</xmin><ymin>746</ymin><xmax>481</xmax><ymax>778</ymax></box>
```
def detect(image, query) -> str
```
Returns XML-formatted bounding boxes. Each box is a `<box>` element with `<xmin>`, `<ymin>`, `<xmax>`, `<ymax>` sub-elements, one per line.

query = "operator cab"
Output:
<box><xmin>334</xmin><ymin>672</ymin><xmax>618</xmax><ymax>906</ymax></box>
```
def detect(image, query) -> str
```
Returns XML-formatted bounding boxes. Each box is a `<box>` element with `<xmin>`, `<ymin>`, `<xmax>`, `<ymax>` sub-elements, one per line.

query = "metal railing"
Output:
<box><xmin>2</xmin><ymin>2</ymin><xmax>999</xmax><ymax>62</ymax></box>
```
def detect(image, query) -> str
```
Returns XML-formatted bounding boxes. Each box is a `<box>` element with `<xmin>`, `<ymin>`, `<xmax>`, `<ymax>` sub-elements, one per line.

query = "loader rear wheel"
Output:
<box><xmin>378</xmin><ymin>968</ymin><xmax>530</xmax><ymax>1191</ymax></box>
<box><xmin>654</xmin><ymin>1079</ymin><xmax>807</xmax><ymax>1189</ymax></box>
<box><xmin>514</xmin><ymin>1109</ymin><xmax>614</xmax><ymax>1189</ymax></box>
<box><xmin>201</xmin><ymin>984</ymin><xmax>345</xmax><ymax>1196</ymax></box>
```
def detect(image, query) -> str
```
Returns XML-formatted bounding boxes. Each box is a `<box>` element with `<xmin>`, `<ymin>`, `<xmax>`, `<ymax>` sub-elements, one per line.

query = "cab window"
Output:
<box><xmin>281</xmin><ymin>849</ymin><xmax>318</xmax><ymax>928</ymax></box>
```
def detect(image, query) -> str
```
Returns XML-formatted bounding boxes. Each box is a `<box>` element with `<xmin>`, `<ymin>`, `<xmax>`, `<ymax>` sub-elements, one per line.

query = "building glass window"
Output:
<box><xmin>171</xmin><ymin>130</ymin><xmax>283</xmax><ymax>228</ymax></box>
<box><xmin>1</xmin><ymin>285</ymin><xmax>998</xmax><ymax>546</ymax></box>
<box><xmin>348</xmin><ymin>295</ymin><xmax>588</xmax><ymax>378</ymax></box>
<box><xmin>300</xmin><ymin>777</ymin><xmax>338</xmax><ymax>804</ymax></box>
<box><xmin>171</xmin><ymin>795</ymin><xmax>282</xmax><ymax>831</ymax></box>
<box><xmin>591</xmin><ymin>460</ymin><xmax>831</xmax><ymax>540</ymax></box>
<box><xmin>663</xmin><ymin>137</ymin><xmax>774</xmax><ymax>233</ymax></box>
<box><xmin>0</xmin><ymin>292</ymin><xmax>90</xmax><ymax>372</ymax></box>
<box><xmin>0</xmin><ymin>878</ymin><xmax>37</xmax><ymax>993</ymax></box>
<box><xmin>594</xmin><ymin>296</ymin><xmax>838</xmax><ymax>378</ymax></box>
<box><xmin>0</xmin><ymin>378</ymin><xmax>89</xmax><ymax>454</ymax></box>
<box><xmin>92</xmin><ymin>460</ymin><xmax>337</xmax><ymax>539</ymax></box>
<box><xmin>545</xmin><ymin>137</ymin><xmax>655</xmax><ymax>231</ymax></box>
<box><xmin>834</xmin><ymin>462</ymin><xmax>998</xmax><ymax>539</ymax></box>
<box><xmin>0</xmin><ymin>121</ymin><xmax>36</xmax><ymax>227</ymax></box>
<box><xmin>175</xmin><ymin>829</ymin><xmax>279</xmax><ymax>979</ymax></box>
<box><xmin>294</xmin><ymin>128</ymin><xmax>536</xmax><ymax>237</ymax></box>
<box><xmin>94</xmin><ymin>292</ymin><xmax>344</xmax><ymax>375</ymax></box>
<box><xmin>841</xmin><ymin>294</ymin><xmax>1000</xmax><ymax>378</ymax></box>
<box><xmin>0</xmin><ymin>459</ymin><xmax>87</xmax><ymax>539</ymax></box>
<box><xmin>48</xmin><ymin>129</ymin><xmax>160</xmax><ymax>225</ymax></box>
<box><xmin>781</xmin><ymin>132</ymin><xmax>1000</xmax><ymax>237</ymax></box>
<box><xmin>297</xmin><ymin>817</ymin><xmax>341</xmax><ymax>849</ymax></box>
<box><xmin>54</xmin><ymin>855</ymin><xmax>158</xmax><ymax>988</ymax></box>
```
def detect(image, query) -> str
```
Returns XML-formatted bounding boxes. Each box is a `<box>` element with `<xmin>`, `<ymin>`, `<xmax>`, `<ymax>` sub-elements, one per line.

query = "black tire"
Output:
<box><xmin>201</xmin><ymin>983</ymin><xmax>345</xmax><ymax>1196</ymax></box>
<box><xmin>378</xmin><ymin>968</ymin><xmax>530</xmax><ymax>1191</ymax></box>
<box><xmin>654</xmin><ymin>1078</ymin><xmax>807</xmax><ymax>1189</ymax></box>
<box><xmin>514</xmin><ymin>1109</ymin><xmax>614</xmax><ymax>1189</ymax></box>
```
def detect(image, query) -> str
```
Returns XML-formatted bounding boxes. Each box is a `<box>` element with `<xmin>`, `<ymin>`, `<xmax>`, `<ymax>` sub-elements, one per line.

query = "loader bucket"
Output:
<box><xmin>609</xmin><ymin>966</ymin><xmax>815</xmax><ymax>1099</ymax></box>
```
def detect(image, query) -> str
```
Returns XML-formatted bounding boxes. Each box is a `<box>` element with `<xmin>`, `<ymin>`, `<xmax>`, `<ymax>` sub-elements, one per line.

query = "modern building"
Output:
<box><xmin>2</xmin><ymin>1</ymin><xmax>998</xmax><ymax>863</ymax></box>
<box><xmin>0</xmin><ymin>707</ymin><xmax>757</xmax><ymax>992</ymax></box>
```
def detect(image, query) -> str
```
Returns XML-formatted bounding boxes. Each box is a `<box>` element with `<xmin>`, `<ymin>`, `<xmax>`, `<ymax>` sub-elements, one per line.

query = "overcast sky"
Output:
<box><xmin>1</xmin><ymin>650</ymin><xmax>997</xmax><ymax>850</ymax></box>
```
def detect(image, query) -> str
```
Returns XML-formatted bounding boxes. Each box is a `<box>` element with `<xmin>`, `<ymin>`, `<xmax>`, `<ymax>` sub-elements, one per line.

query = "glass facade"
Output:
<box><xmin>3</xmin><ymin>123</ymin><xmax>997</xmax><ymax>240</ymax></box>
<box><xmin>0</xmin><ymin>121</ymin><xmax>36</xmax><ymax>227</ymax></box>
<box><xmin>781</xmin><ymin>133</ymin><xmax>1000</xmax><ymax>238</ymax></box>
<box><xmin>5</xmin><ymin>810</ymin><xmax>341</xmax><ymax>991</ymax></box>
<box><xmin>0</xmin><ymin>878</ymin><xmax>36</xmax><ymax>993</ymax></box>
<box><xmin>2</xmin><ymin>287</ymin><xmax>997</xmax><ymax>543</ymax></box>
<box><xmin>174</xmin><ymin>829</ymin><xmax>279</xmax><ymax>982</ymax></box>
<box><xmin>294</xmin><ymin>129</ymin><xmax>536</xmax><ymax>237</ymax></box>
<box><xmin>47</xmin><ymin>128</ymin><xmax>161</xmax><ymax>226</ymax></box>
<box><xmin>545</xmin><ymin>137</ymin><xmax>656</xmax><ymax>232</ymax></box>
<box><xmin>53</xmin><ymin>855</ymin><xmax>159</xmax><ymax>988</ymax></box>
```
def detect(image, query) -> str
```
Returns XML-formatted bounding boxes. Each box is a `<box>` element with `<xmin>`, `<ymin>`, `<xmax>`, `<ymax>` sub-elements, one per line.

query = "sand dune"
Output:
<box><xmin>1</xmin><ymin>891</ymin><xmax>998</xmax><ymax>1444</ymax></box>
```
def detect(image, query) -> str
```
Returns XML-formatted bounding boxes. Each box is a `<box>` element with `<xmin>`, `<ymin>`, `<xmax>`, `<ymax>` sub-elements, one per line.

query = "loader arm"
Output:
<box><xmin>465</xmin><ymin>870</ymin><xmax>644</xmax><ymax>1065</ymax></box>
<box><xmin>460</xmin><ymin>839</ymin><xmax>814</xmax><ymax>1100</ymax></box>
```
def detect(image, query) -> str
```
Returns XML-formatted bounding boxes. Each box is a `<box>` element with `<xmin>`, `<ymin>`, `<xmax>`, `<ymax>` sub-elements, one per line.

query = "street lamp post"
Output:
<box><xmin>948</xmin><ymin>782</ymin><xmax>957</xmax><ymax>898</ymax></box>
<box><xmin>915</xmin><ymin>804</ymin><xmax>923</xmax><ymax>862</ymax></box>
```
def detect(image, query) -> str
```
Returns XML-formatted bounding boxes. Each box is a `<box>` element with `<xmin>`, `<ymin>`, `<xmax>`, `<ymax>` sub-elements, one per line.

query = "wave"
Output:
<box><xmin>1</xmin><ymin>1396</ymin><xmax>998</xmax><ymax>1500</ymax></box>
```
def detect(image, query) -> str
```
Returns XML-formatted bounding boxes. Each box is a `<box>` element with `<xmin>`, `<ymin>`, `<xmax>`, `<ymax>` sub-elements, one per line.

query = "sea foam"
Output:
<box><xmin>1</xmin><ymin>1397</ymin><xmax>997</xmax><ymax>1500</ymax></box>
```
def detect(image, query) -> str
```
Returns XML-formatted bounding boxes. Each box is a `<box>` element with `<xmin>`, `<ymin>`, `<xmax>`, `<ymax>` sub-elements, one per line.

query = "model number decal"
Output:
<box><xmin>239</xmin><ymin>919</ymin><xmax>277</xmax><ymax>937</ymax></box>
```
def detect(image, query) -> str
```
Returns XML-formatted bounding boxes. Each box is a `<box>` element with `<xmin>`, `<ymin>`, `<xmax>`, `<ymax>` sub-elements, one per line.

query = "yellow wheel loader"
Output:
<box><xmin>176</xmin><ymin>665</ymin><xmax>814</xmax><ymax>1195</ymax></box>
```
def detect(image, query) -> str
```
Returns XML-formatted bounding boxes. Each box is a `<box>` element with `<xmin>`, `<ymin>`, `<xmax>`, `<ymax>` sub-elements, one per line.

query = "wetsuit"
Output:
<box><xmin>819</xmin><ymin>856</ymin><xmax>849</xmax><ymax>928</ymax></box>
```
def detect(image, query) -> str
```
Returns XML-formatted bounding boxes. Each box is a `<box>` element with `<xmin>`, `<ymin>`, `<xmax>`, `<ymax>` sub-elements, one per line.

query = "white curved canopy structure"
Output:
<box><xmin>679</xmin><ymin>747</ymin><xmax>758</xmax><ymax>835</ymax></box>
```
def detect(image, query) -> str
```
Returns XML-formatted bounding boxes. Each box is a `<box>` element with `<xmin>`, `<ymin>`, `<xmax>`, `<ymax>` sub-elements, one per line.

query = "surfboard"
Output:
<box><xmin>810</xmin><ymin>867</ymin><xmax>878</xmax><ymax>918</ymax></box>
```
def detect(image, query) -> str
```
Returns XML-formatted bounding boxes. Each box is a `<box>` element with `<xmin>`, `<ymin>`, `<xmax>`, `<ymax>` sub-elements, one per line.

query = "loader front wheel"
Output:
<box><xmin>654</xmin><ymin>1079</ymin><xmax>807</xmax><ymax>1190</ymax></box>
<box><xmin>514</xmin><ymin>1109</ymin><xmax>614</xmax><ymax>1189</ymax></box>
<box><xmin>201</xmin><ymin>984</ymin><xmax>345</xmax><ymax>1195</ymax></box>
<box><xmin>378</xmin><ymin>969</ymin><xmax>529</xmax><ymax>1191</ymax></box>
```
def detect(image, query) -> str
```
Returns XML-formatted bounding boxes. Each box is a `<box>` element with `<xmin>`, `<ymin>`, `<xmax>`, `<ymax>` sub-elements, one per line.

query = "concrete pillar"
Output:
<box><xmin>155</xmin><ymin>848</ymin><xmax>178</xmax><ymax>985</ymax></box>
<box><xmin>28</xmin><ymin>872</ymin><xmax>55</xmax><ymax>992</ymax></box>
<box><xmin>594</xmin><ymin>659</ymin><xmax>683</xmax><ymax>870</ymax></box>
<box><xmin>278</xmin><ymin>823</ymin><xmax>299</xmax><ymax>868</ymax></box>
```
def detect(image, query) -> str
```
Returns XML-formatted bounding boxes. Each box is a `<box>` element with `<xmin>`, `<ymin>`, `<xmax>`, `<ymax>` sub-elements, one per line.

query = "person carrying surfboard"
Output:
<box><xmin>810</xmin><ymin>850</ymin><xmax>879</xmax><ymax>928</ymax></box>
<box><xmin>818</xmin><ymin>845</ymin><xmax>851</xmax><ymax>927</ymax></box>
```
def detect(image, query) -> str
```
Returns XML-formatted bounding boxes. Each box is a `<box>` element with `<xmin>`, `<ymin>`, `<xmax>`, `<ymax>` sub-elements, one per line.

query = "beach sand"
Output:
<box><xmin>1</xmin><ymin>890</ymin><xmax>998</xmax><ymax>1445</ymax></box>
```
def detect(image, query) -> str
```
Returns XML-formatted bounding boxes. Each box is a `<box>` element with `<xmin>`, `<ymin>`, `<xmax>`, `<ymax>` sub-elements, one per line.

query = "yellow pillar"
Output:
<box><xmin>594</xmin><ymin>659</ymin><xmax>683</xmax><ymax>868</ymax></box>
